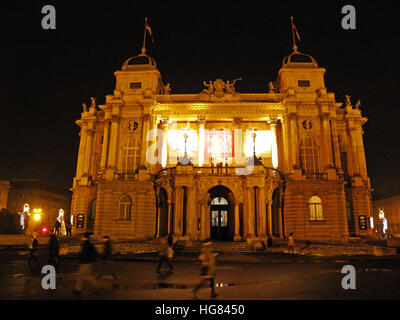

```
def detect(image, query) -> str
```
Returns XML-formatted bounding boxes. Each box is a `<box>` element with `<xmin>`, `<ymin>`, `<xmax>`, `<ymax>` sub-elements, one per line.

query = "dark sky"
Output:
<box><xmin>0</xmin><ymin>1</ymin><xmax>398</xmax><ymax>198</ymax></box>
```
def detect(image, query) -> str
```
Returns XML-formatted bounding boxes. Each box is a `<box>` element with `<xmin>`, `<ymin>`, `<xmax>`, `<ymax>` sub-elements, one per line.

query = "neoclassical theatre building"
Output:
<box><xmin>71</xmin><ymin>44</ymin><xmax>372</xmax><ymax>243</ymax></box>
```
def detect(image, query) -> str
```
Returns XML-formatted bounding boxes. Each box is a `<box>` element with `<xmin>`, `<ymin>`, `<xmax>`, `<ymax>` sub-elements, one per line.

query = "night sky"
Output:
<box><xmin>0</xmin><ymin>1</ymin><xmax>398</xmax><ymax>199</ymax></box>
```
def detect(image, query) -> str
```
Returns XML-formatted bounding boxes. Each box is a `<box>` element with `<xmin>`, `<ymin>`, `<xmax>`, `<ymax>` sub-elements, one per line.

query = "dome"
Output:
<box><xmin>282</xmin><ymin>50</ymin><xmax>318</xmax><ymax>67</ymax></box>
<box><xmin>122</xmin><ymin>51</ymin><xmax>157</xmax><ymax>70</ymax></box>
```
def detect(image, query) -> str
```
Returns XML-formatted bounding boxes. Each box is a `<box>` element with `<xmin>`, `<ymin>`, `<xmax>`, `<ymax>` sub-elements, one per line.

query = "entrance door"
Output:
<box><xmin>210</xmin><ymin>197</ymin><xmax>229</xmax><ymax>240</ymax></box>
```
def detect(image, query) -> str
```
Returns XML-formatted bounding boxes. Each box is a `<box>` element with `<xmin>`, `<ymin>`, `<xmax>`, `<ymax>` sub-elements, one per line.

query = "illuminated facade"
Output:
<box><xmin>71</xmin><ymin>45</ymin><xmax>372</xmax><ymax>242</ymax></box>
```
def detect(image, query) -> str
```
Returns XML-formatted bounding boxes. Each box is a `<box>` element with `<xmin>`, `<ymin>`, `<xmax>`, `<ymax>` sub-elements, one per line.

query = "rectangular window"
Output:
<box><xmin>298</xmin><ymin>80</ymin><xmax>311</xmax><ymax>87</ymax></box>
<box><xmin>129</xmin><ymin>82</ymin><xmax>142</xmax><ymax>89</ymax></box>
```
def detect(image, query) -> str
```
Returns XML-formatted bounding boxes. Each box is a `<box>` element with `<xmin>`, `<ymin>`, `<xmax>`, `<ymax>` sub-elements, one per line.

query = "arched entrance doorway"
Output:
<box><xmin>159</xmin><ymin>188</ymin><xmax>168</xmax><ymax>237</ymax></box>
<box><xmin>208</xmin><ymin>185</ymin><xmax>235</xmax><ymax>241</ymax></box>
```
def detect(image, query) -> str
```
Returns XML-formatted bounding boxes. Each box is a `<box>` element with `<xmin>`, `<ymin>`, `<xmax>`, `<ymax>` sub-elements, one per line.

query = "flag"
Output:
<box><xmin>145</xmin><ymin>19</ymin><xmax>154</xmax><ymax>42</ymax></box>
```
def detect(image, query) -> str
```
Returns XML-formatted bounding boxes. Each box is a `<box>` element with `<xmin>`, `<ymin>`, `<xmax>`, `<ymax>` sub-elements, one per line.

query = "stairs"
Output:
<box><xmin>175</xmin><ymin>241</ymin><xmax>254</xmax><ymax>253</ymax></box>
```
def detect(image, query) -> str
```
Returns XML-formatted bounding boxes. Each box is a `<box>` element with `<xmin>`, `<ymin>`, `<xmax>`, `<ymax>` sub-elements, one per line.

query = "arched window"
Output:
<box><xmin>299</xmin><ymin>136</ymin><xmax>319</xmax><ymax>173</ymax></box>
<box><xmin>118</xmin><ymin>195</ymin><xmax>132</xmax><ymax>220</ymax></box>
<box><xmin>90</xmin><ymin>199</ymin><xmax>96</xmax><ymax>220</ymax></box>
<box><xmin>309</xmin><ymin>195</ymin><xmax>323</xmax><ymax>220</ymax></box>
<box><xmin>121</xmin><ymin>137</ymin><xmax>140</xmax><ymax>175</ymax></box>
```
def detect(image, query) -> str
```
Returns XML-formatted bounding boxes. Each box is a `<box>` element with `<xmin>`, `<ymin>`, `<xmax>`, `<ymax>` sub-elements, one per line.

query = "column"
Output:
<box><xmin>140</xmin><ymin>114</ymin><xmax>150</xmax><ymax>168</ymax></box>
<box><xmin>200</xmin><ymin>200</ymin><xmax>207</xmax><ymax>240</ymax></box>
<box><xmin>270</xmin><ymin>121</ymin><xmax>278</xmax><ymax>169</ymax></box>
<box><xmin>174</xmin><ymin>187</ymin><xmax>182</xmax><ymax>235</ymax></box>
<box><xmin>82</xmin><ymin>127</ymin><xmax>94</xmax><ymax>176</ymax></box>
<box><xmin>330</xmin><ymin>119</ymin><xmax>341</xmax><ymax>170</ymax></box>
<box><xmin>107</xmin><ymin>115</ymin><xmax>120</xmax><ymax>169</ymax></box>
<box><xmin>289</xmin><ymin>114</ymin><xmax>299</xmax><ymax>168</ymax></box>
<box><xmin>322</xmin><ymin>115</ymin><xmax>333</xmax><ymax>166</ymax></box>
<box><xmin>280</xmin><ymin>118</ymin><xmax>290</xmax><ymax>173</ymax></box>
<box><xmin>161</xmin><ymin>117</ymin><xmax>169</xmax><ymax>167</ymax></box>
<box><xmin>167</xmin><ymin>200</ymin><xmax>172</xmax><ymax>234</ymax></box>
<box><xmin>349</xmin><ymin>127</ymin><xmax>360</xmax><ymax>175</ymax></box>
<box><xmin>198</xmin><ymin>117</ymin><xmax>205</xmax><ymax>166</ymax></box>
<box><xmin>266</xmin><ymin>200</ymin><xmax>272</xmax><ymax>236</ymax></box>
<box><xmin>75</xmin><ymin>121</ymin><xmax>88</xmax><ymax>179</ymax></box>
<box><xmin>234</xmin><ymin>203</ymin><xmax>240</xmax><ymax>240</ymax></box>
<box><xmin>355</xmin><ymin>125</ymin><xmax>368</xmax><ymax>178</ymax></box>
<box><xmin>100</xmin><ymin>119</ymin><xmax>110</xmax><ymax>169</ymax></box>
<box><xmin>187</xmin><ymin>186</ymin><xmax>196</xmax><ymax>238</ymax></box>
<box><xmin>247</xmin><ymin>187</ymin><xmax>254</xmax><ymax>236</ymax></box>
<box><xmin>233</xmin><ymin>117</ymin><xmax>244</xmax><ymax>166</ymax></box>
<box><xmin>259</xmin><ymin>187</ymin><xmax>267</xmax><ymax>237</ymax></box>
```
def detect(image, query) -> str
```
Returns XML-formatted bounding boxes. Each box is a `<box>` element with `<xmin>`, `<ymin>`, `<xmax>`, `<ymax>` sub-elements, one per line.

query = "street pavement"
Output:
<box><xmin>1</xmin><ymin>247</ymin><xmax>400</xmax><ymax>300</ymax></box>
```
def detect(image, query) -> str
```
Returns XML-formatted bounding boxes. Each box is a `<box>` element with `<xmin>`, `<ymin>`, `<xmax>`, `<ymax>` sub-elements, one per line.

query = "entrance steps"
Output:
<box><xmin>175</xmin><ymin>241</ymin><xmax>254</xmax><ymax>253</ymax></box>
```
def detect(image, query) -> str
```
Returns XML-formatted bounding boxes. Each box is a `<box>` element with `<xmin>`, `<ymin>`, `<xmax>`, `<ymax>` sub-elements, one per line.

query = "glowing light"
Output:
<box><xmin>33</xmin><ymin>213</ymin><xmax>41</xmax><ymax>221</ymax></box>
<box><xmin>244</xmin><ymin>130</ymin><xmax>272</xmax><ymax>157</ymax></box>
<box><xmin>23</xmin><ymin>204</ymin><xmax>30</xmax><ymax>213</ymax></box>
<box><xmin>168</xmin><ymin>129</ymin><xmax>198</xmax><ymax>161</ymax></box>
<box><xmin>42</xmin><ymin>227</ymin><xmax>47</xmax><ymax>233</ymax></box>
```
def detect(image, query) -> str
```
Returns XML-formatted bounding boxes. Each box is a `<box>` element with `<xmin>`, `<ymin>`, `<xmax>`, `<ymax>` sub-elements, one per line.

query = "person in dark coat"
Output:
<box><xmin>54</xmin><ymin>220</ymin><xmax>61</xmax><ymax>235</ymax></box>
<box><xmin>99</xmin><ymin>236</ymin><xmax>119</xmax><ymax>287</ymax></box>
<box><xmin>267</xmin><ymin>234</ymin><xmax>273</xmax><ymax>248</ymax></box>
<box><xmin>65</xmin><ymin>221</ymin><xmax>72</xmax><ymax>236</ymax></box>
<box><xmin>27</xmin><ymin>232</ymin><xmax>39</xmax><ymax>271</ymax></box>
<box><xmin>156</xmin><ymin>237</ymin><xmax>174</xmax><ymax>275</ymax></box>
<box><xmin>72</xmin><ymin>232</ymin><xmax>100</xmax><ymax>295</ymax></box>
<box><xmin>192</xmin><ymin>240</ymin><xmax>218</xmax><ymax>299</ymax></box>
<box><xmin>48</xmin><ymin>232</ymin><xmax>59</xmax><ymax>271</ymax></box>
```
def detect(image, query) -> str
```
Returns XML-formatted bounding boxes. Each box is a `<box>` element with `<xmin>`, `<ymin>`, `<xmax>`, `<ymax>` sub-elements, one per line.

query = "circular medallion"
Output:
<box><xmin>302</xmin><ymin>120</ymin><xmax>312</xmax><ymax>130</ymax></box>
<box><xmin>128</xmin><ymin>121</ymin><xmax>138</xmax><ymax>131</ymax></box>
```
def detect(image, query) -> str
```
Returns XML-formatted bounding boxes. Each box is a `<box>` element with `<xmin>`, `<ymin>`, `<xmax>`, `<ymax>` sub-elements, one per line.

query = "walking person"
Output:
<box><xmin>72</xmin><ymin>232</ymin><xmax>100</xmax><ymax>295</ymax></box>
<box><xmin>99</xmin><ymin>236</ymin><xmax>119</xmax><ymax>288</ymax></box>
<box><xmin>192</xmin><ymin>240</ymin><xmax>218</xmax><ymax>299</ymax></box>
<box><xmin>48</xmin><ymin>232</ymin><xmax>59</xmax><ymax>271</ymax></box>
<box><xmin>27</xmin><ymin>231</ymin><xmax>39</xmax><ymax>271</ymax></box>
<box><xmin>54</xmin><ymin>220</ymin><xmax>61</xmax><ymax>235</ymax></box>
<box><xmin>288</xmin><ymin>232</ymin><xmax>295</xmax><ymax>254</ymax></box>
<box><xmin>65</xmin><ymin>221</ymin><xmax>72</xmax><ymax>237</ymax></box>
<box><xmin>156</xmin><ymin>237</ymin><xmax>174</xmax><ymax>276</ymax></box>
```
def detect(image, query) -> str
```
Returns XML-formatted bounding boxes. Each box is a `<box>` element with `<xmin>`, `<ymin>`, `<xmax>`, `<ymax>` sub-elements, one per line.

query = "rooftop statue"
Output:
<box><xmin>164</xmin><ymin>83</ymin><xmax>171</xmax><ymax>95</ymax></box>
<box><xmin>225</xmin><ymin>78</ymin><xmax>242</xmax><ymax>94</ymax></box>
<box><xmin>355</xmin><ymin>100</ymin><xmax>361</xmax><ymax>109</ymax></box>
<box><xmin>82</xmin><ymin>103</ymin><xmax>87</xmax><ymax>112</ymax></box>
<box><xmin>202</xmin><ymin>81</ymin><xmax>214</xmax><ymax>94</ymax></box>
<box><xmin>268</xmin><ymin>81</ymin><xmax>276</xmax><ymax>93</ymax></box>
<box><xmin>345</xmin><ymin>95</ymin><xmax>351</xmax><ymax>106</ymax></box>
<box><xmin>90</xmin><ymin>97</ymin><xmax>97</xmax><ymax>108</ymax></box>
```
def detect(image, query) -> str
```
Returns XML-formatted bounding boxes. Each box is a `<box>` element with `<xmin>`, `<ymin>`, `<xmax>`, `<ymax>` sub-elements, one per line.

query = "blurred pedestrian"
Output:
<box><xmin>54</xmin><ymin>220</ymin><xmax>61</xmax><ymax>235</ymax></box>
<box><xmin>48</xmin><ymin>232</ymin><xmax>59</xmax><ymax>271</ymax></box>
<box><xmin>288</xmin><ymin>232</ymin><xmax>295</xmax><ymax>254</ymax></box>
<box><xmin>27</xmin><ymin>231</ymin><xmax>39</xmax><ymax>271</ymax></box>
<box><xmin>192</xmin><ymin>240</ymin><xmax>218</xmax><ymax>299</ymax></box>
<box><xmin>72</xmin><ymin>232</ymin><xmax>100</xmax><ymax>295</ymax></box>
<box><xmin>66</xmin><ymin>221</ymin><xmax>72</xmax><ymax>236</ymax></box>
<box><xmin>99</xmin><ymin>236</ymin><xmax>119</xmax><ymax>288</ymax></box>
<box><xmin>156</xmin><ymin>237</ymin><xmax>174</xmax><ymax>275</ymax></box>
<box><xmin>267</xmin><ymin>234</ymin><xmax>273</xmax><ymax>248</ymax></box>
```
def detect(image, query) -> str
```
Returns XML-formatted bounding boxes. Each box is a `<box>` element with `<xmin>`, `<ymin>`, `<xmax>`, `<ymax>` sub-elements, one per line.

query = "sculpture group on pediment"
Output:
<box><xmin>201</xmin><ymin>78</ymin><xmax>242</xmax><ymax>96</ymax></box>
<box><xmin>268</xmin><ymin>81</ymin><xmax>276</xmax><ymax>93</ymax></box>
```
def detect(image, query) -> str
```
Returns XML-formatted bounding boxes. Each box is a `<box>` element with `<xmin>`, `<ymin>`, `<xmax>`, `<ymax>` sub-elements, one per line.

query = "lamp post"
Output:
<box><xmin>251</xmin><ymin>132</ymin><xmax>262</xmax><ymax>165</ymax></box>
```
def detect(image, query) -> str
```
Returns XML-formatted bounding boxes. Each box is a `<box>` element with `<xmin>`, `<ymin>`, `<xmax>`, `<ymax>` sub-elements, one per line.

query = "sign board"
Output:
<box><xmin>358</xmin><ymin>215</ymin><xmax>367</xmax><ymax>230</ymax></box>
<box><xmin>76</xmin><ymin>214</ymin><xmax>85</xmax><ymax>228</ymax></box>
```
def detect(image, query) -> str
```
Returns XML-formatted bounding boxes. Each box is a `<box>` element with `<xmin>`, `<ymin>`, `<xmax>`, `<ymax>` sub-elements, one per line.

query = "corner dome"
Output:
<box><xmin>282</xmin><ymin>50</ymin><xmax>318</xmax><ymax>67</ymax></box>
<box><xmin>122</xmin><ymin>51</ymin><xmax>157</xmax><ymax>70</ymax></box>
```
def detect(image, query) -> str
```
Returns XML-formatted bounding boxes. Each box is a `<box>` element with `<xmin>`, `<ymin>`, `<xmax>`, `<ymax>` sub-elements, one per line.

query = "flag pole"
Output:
<box><xmin>290</xmin><ymin>16</ymin><xmax>298</xmax><ymax>53</ymax></box>
<box><xmin>142</xmin><ymin>17</ymin><xmax>147</xmax><ymax>54</ymax></box>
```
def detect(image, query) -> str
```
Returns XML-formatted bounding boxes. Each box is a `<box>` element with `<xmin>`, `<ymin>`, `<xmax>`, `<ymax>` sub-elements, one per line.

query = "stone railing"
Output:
<box><xmin>155</xmin><ymin>93</ymin><xmax>285</xmax><ymax>103</ymax></box>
